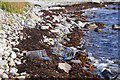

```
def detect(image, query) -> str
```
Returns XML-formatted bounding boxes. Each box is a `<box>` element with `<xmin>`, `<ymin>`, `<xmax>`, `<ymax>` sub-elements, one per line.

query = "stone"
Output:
<box><xmin>41</xmin><ymin>26</ymin><xmax>49</xmax><ymax>30</ymax></box>
<box><xmin>58</xmin><ymin>63</ymin><xmax>71</xmax><ymax>73</ymax></box>
<box><xmin>1</xmin><ymin>73</ymin><xmax>8</xmax><ymax>78</ymax></box>
<box><xmin>101</xmin><ymin>69</ymin><xmax>113</xmax><ymax>80</ymax></box>
<box><xmin>17</xmin><ymin>76</ymin><xmax>25</xmax><ymax>79</ymax></box>
<box><xmin>10</xmin><ymin>68</ymin><xmax>18</xmax><ymax>75</ymax></box>
<box><xmin>21</xmin><ymin>20</ymin><xmax>25</xmax><ymax>26</ymax></box>
<box><xmin>0</xmin><ymin>69</ymin><xmax>4</xmax><ymax>74</ymax></box>
<box><xmin>0</xmin><ymin>57</ymin><xmax>2</xmax><ymax>60</ymax></box>
<box><xmin>9</xmin><ymin>59</ymin><xmax>15</xmax><ymax>66</ymax></box>
<box><xmin>0</xmin><ymin>60</ymin><xmax>7</xmax><ymax>66</ymax></box>
<box><xmin>71</xmin><ymin>60</ymin><xmax>81</xmax><ymax>63</ymax></box>
<box><xmin>20</xmin><ymin>72</ymin><xmax>27</xmax><ymax>76</ymax></box>
<box><xmin>29</xmin><ymin>13</ymin><xmax>38</xmax><ymax>20</ymax></box>
<box><xmin>112</xmin><ymin>24</ymin><xmax>120</xmax><ymax>30</ymax></box>
<box><xmin>11</xmin><ymin>51</ymin><xmax>17</xmax><ymax>59</ymax></box>
<box><xmin>15</xmin><ymin>60</ymin><xmax>21</xmax><ymax>65</ymax></box>
<box><xmin>4</xmin><ymin>51</ymin><xmax>10</xmax><ymax>57</ymax></box>
<box><xmin>12</xmin><ymin>48</ymin><xmax>20</xmax><ymax>52</ymax></box>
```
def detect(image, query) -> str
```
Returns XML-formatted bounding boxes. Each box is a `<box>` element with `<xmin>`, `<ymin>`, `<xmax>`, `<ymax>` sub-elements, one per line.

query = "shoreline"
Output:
<box><xmin>0</xmin><ymin>2</ymin><xmax>119</xmax><ymax>79</ymax></box>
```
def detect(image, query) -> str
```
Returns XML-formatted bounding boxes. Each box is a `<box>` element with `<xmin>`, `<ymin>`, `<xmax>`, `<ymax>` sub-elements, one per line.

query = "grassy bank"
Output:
<box><xmin>0</xmin><ymin>2</ymin><xmax>30</xmax><ymax>14</ymax></box>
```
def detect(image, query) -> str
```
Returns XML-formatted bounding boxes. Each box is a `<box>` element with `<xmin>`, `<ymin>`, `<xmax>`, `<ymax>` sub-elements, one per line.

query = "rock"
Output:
<box><xmin>71</xmin><ymin>60</ymin><xmax>81</xmax><ymax>63</ymax></box>
<box><xmin>4</xmin><ymin>51</ymin><xmax>10</xmax><ymax>57</ymax></box>
<box><xmin>21</xmin><ymin>20</ymin><xmax>25</xmax><ymax>26</ymax></box>
<box><xmin>78</xmin><ymin>21</ymin><xmax>86</xmax><ymax>28</ymax></box>
<box><xmin>91</xmin><ymin>0</ymin><xmax>101</xmax><ymax>4</ymax></box>
<box><xmin>0</xmin><ymin>57</ymin><xmax>2</xmax><ymax>60</ymax></box>
<box><xmin>88</xmin><ymin>24</ymin><xmax>98</xmax><ymax>30</ymax></box>
<box><xmin>112</xmin><ymin>24</ymin><xmax>120</xmax><ymax>30</ymax></box>
<box><xmin>15</xmin><ymin>60</ymin><xmax>21</xmax><ymax>65</ymax></box>
<box><xmin>0</xmin><ymin>73</ymin><xmax>8</xmax><ymax>78</ymax></box>
<box><xmin>12</xmin><ymin>48</ymin><xmax>20</xmax><ymax>52</ymax></box>
<box><xmin>9</xmin><ymin>59</ymin><xmax>15</xmax><ymax>66</ymax></box>
<box><xmin>50</xmin><ymin>29</ymin><xmax>60</xmax><ymax>33</ymax></box>
<box><xmin>41</xmin><ymin>26</ymin><xmax>49</xmax><ymax>30</ymax></box>
<box><xmin>58</xmin><ymin>63</ymin><xmax>71</xmax><ymax>73</ymax></box>
<box><xmin>49</xmin><ymin>7</ymin><xmax>65</xmax><ymax>10</ymax></box>
<box><xmin>29</xmin><ymin>12</ymin><xmax>38</xmax><ymax>20</ymax></box>
<box><xmin>10</xmin><ymin>68</ymin><xmax>18</xmax><ymax>75</ymax></box>
<box><xmin>94</xmin><ymin>28</ymin><xmax>100</xmax><ymax>32</ymax></box>
<box><xmin>17</xmin><ymin>76</ymin><xmax>25</xmax><ymax>79</ymax></box>
<box><xmin>11</xmin><ymin>51</ymin><xmax>17</xmax><ymax>59</ymax></box>
<box><xmin>20</xmin><ymin>72</ymin><xmax>27</xmax><ymax>76</ymax></box>
<box><xmin>0</xmin><ymin>69</ymin><xmax>4</xmax><ymax>74</ymax></box>
<box><xmin>101</xmin><ymin>69</ymin><xmax>113</xmax><ymax>80</ymax></box>
<box><xmin>0</xmin><ymin>60</ymin><xmax>7</xmax><ymax>66</ymax></box>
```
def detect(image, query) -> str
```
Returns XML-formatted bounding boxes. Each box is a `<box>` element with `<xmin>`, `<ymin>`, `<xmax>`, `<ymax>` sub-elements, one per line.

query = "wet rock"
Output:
<box><xmin>94</xmin><ymin>28</ymin><xmax>101</xmax><ymax>32</ymax></box>
<box><xmin>101</xmin><ymin>69</ymin><xmax>113</xmax><ymax>80</ymax></box>
<box><xmin>112</xmin><ymin>24</ymin><xmax>120</xmax><ymax>30</ymax></box>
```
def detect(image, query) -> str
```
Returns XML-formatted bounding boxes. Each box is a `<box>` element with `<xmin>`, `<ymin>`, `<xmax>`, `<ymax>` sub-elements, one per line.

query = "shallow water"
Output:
<box><xmin>82</xmin><ymin>5</ymin><xmax>120</xmax><ymax>78</ymax></box>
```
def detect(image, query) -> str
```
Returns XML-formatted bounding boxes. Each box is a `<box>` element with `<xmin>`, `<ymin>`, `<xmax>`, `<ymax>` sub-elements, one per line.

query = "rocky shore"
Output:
<box><xmin>0</xmin><ymin>2</ymin><xmax>117</xmax><ymax>80</ymax></box>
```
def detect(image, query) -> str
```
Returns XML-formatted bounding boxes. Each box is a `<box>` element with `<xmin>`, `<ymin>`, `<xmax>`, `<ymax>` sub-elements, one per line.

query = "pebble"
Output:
<box><xmin>71</xmin><ymin>60</ymin><xmax>81</xmax><ymax>63</ymax></box>
<box><xmin>15</xmin><ymin>60</ymin><xmax>21</xmax><ymax>65</ymax></box>
<box><xmin>10</xmin><ymin>51</ymin><xmax>17</xmax><ymax>59</ymax></box>
<box><xmin>17</xmin><ymin>76</ymin><xmax>25</xmax><ymax>79</ymax></box>
<box><xmin>1</xmin><ymin>73</ymin><xmax>9</xmax><ymax>78</ymax></box>
<box><xmin>0</xmin><ymin>60</ymin><xmax>7</xmax><ymax>66</ymax></box>
<box><xmin>9</xmin><ymin>59</ymin><xmax>15</xmax><ymax>66</ymax></box>
<box><xmin>0</xmin><ymin>69</ymin><xmax>4</xmax><ymax>74</ymax></box>
<box><xmin>10</xmin><ymin>68</ymin><xmax>18</xmax><ymax>75</ymax></box>
<box><xmin>41</xmin><ymin>26</ymin><xmax>49</xmax><ymax>30</ymax></box>
<box><xmin>58</xmin><ymin>63</ymin><xmax>71</xmax><ymax>73</ymax></box>
<box><xmin>12</xmin><ymin>48</ymin><xmax>20</xmax><ymax>52</ymax></box>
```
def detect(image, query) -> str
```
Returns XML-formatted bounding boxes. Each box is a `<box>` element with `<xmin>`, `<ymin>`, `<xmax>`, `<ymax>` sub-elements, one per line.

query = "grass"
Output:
<box><xmin>0</xmin><ymin>2</ymin><xmax>30</xmax><ymax>14</ymax></box>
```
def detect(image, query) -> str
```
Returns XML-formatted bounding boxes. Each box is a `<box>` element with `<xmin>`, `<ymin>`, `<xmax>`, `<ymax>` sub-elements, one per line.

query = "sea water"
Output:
<box><xmin>82</xmin><ymin>4</ymin><xmax>120</xmax><ymax>79</ymax></box>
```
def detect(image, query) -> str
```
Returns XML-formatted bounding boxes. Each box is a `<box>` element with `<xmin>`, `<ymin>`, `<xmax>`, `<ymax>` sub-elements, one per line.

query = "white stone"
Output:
<box><xmin>11</xmin><ymin>51</ymin><xmax>17</xmax><ymax>59</ymax></box>
<box><xmin>20</xmin><ymin>72</ymin><xmax>27</xmax><ymax>76</ymax></box>
<box><xmin>71</xmin><ymin>60</ymin><xmax>81</xmax><ymax>63</ymax></box>
<box><xmin>0</xmin><ymin>69</ymin><xmax>4</xmax><ymax>74</ymax></box>
<box><xmin>0</xmin><ymin>57</ymin><xmax>2</xmax><ymax>60</ymax></box>
<box><xmin>10</xmin><ymin>68</ymin><xmax>18</xmax><ymax>74</ymax></box>
<box><xmin>13</xmin><ymin>48</ymin><xmax>20</xmax><ymax>52</ymax></box>
<box><xmin>1</xmin><ymin>73</ymin><xmax>8</xmax><ymax>78</ymax></box>
<box><xmin>0</xmin><ymin>60</ymin><xmax>7</xmax><ymax>66</ymax></box>
<box><xmin>58</xmin><ymin>63</ymin><xmax>71</xmax><ymax>73</ymax></box>
<box><xmin>4</xmin><ymin>51</ymin><xmax>10</xmax><ymax>57</ymax></box>
<box><xmin>21</xmin><ymin>20</ymin><xmax>25</xmax><ymax>26</ymax></box>
<box><xmin>41</xmin><ymin>26</ymin><xmax>49</xmax><ymax>30</ymax></box>
<box><xmin>9</xmin><ymin>59</ymin><xmax>15</xmax><ymax>66</ymax></box>
<box><xmin>15</xmin><ymin>60</ymin><xmax>21</xmax><ymax>65</ymax></box>
<box><xmin>50</xmin><ymin>29</ymin><xmax>60</xmax><ymax>33</ymax></box>
<box><xmin>17</xmin><ymin>76</ymin><xmax>25</xmax><ymax>79</ymax></box>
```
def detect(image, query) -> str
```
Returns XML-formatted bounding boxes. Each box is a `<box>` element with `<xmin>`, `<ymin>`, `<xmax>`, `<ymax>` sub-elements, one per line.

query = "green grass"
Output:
<box><xmin>0</xmin><ymin>2</ymin><xmax>30</xmax><ymax>14</ymax></box>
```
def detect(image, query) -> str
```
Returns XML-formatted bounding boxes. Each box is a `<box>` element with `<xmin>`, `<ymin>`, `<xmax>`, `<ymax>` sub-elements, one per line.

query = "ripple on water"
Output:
<box><xmin>82</xmin><ymin>4</ymin><xmax>119</xmax><ymax>77</ymax></box>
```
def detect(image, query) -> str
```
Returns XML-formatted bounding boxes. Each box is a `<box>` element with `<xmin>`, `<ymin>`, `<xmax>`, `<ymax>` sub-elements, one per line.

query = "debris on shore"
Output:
<box><xmin>0</xmin><ymin>2</ymin><xmax>117</xmax><ymax>80</ymax></box>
